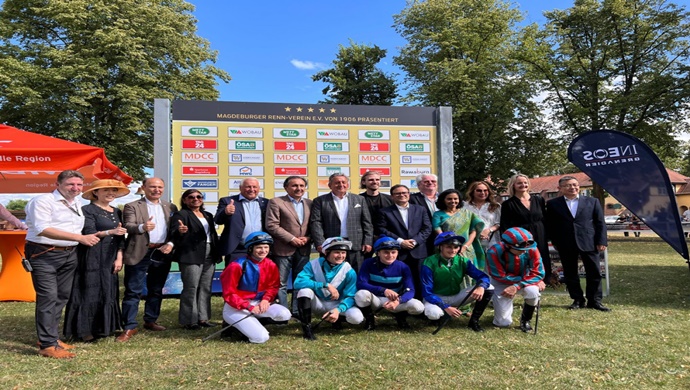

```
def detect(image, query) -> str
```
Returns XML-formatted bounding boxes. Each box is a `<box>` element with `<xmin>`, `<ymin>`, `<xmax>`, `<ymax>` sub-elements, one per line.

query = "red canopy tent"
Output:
<box><xmin>0</xmin><ymin>124</ymin><xmax>133</xmax><ymax>192</ymax></box>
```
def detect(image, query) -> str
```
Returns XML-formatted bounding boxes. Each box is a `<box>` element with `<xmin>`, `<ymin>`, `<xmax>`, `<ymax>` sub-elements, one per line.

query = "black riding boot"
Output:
<box><xmin>297</xmin><ymin>297</ymin><xmax>316</xmax><ymax>341</ymax></box>
<box><xmin>520</xmin><ymin>303</ymin><xmax>537</xmax><ymax>333</ymax></box>
<box><xmin>394</xmin><ymin>312</ymin><xmax>411</xmax><ymax>330</ymax></box>
<box><xmin>360</xmin><ymin>306</ymin><xmax>376</xmax><ymax>331</ymax></box>
<box><xmin>467</xmin><ymin>289</ymin><xmax>494</xmax><ymax>332</ymax></box>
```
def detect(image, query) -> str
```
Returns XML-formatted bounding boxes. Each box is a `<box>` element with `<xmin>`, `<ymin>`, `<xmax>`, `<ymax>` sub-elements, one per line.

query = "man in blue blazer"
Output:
<box><xmin>214</xmin><ymin>178</ymin><xmax>268</xmax><ymax>266</ymax></box>
<box><xmin>546</xmin><ymin>176</ymin><xmax>609</xmax><ymax>311</ymax></box>
<box><xmin>377</xmin><ymin>184</ymin><xmax>432</xmax><ymax>299</ymax></box>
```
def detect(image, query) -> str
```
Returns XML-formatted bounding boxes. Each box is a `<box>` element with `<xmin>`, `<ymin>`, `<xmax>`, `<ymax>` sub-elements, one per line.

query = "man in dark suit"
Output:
<box><xmin>118</xmin><ymin>177</ymin><xmax>178</xmax><ymax>342</ymax></box>
<box><xmin>310</xmin><ymin>173</ymin><xmax>373</xmax><ymax>270</ymax></box>
<box><xmin>214</xmin><ymin>177</ymin><xmax>268</xmax><ymax>266</ymax></box>
<box><xmin>546</xmin><ymin>176</ymin><xmax>610</xmax><ymax>311</ymax></box>
<box><xmin>409</xmin><ymin>173</ymin><xmax>439</xmax><ymax>256</ymax></box>
<box><xmin>265</xmin><ymin>176</ymin><xmax>312</xmax><ymax>314</ymax></box>
<box><xmin>377</xmin><ymin>184</ymin><xmax>432</xmax><ymax>298</ymax></box>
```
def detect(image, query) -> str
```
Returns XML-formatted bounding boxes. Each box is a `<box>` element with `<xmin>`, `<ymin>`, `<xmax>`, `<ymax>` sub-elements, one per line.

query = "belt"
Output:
<box><xmin>148</xmin><ymin>243</ymin><xmax>164</xmax><ymax>249</ymax></box>
<box><xmin>27</xmin><ymin>241</ymin><xmax>76</xmax><ymax>251</ymax></box>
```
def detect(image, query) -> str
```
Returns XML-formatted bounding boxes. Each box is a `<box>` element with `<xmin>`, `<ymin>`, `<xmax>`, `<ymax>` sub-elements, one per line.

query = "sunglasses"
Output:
<box><xmin>508</xmin><ymin>240</ymin><xmax>535</xmax><ymax>249</ymax></box>
<box><xmin>187</xmin><ymin>195</ymin><xmax>204</xmax><ymax>200</ymax></box>
<box><xmin>392</xmin><ymin>192</ymin><xmax>409</xmax><ymax>196</ymax></box>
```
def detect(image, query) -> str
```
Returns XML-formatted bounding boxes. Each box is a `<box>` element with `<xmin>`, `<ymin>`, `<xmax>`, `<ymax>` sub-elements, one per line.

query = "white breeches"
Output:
<box><xmin>222</xmin><ymin>301</ymin><xmax>291</xmax><ymax>344</ymax></box>
<box><xmin>296</xmin><ymin>288</ymin><xmax>363</xmax><ymax>324</ymax></box>
<box><xmin>491</xmin><ymin>283</ymin><xmax>540</xmax><ymax>327</ymax></box>
<box><xmin>423</xmin><ymin>285</ymin><xmax>495</xmax><ymax>320</ymax></box>
<box><xmin>354</xmin><ymin>290</ymin><xmax>424</xmax><ymax>315</ymax></box>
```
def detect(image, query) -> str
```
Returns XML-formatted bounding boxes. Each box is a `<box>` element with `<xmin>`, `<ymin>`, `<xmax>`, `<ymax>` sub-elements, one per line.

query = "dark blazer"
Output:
<box><xmin>377</xmin><ymin>203</ymin><xmax>431</xmax><ymax>260</ymax></box>
<box><xmin>546</xmin><ymin>195</ymin><xmax>607</xmax><ymax>252</ymax></box>
<box><xmin>310</xmin><ymin>192</ymin><xmax>373</xmax><ymax>250</ymax></box>
<box><xmin>214</xmin><ymin>195</ymin><xmax>268</xmax><ymax>256</ymax></box>
<box><xmin>409</xmin><ymin>192</ymin><xmax>437</xmax><ymax>256</ymax></box>
<box><xmin>123</xmin><ymin>199</ymin><xmax>178</xmax><ymax>266</ymax></box>
<box><xmin>169</xmin><ymin>209</ymin><xmax>221</xmax><ymax>264</ymax></box>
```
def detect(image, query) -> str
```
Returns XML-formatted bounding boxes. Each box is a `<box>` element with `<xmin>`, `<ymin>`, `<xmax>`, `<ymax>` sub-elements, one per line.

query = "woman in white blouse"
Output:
<box><xmin>464</xmin><ymin>181</ymin><xmax>501</xmax><ymax>253</ymax></box>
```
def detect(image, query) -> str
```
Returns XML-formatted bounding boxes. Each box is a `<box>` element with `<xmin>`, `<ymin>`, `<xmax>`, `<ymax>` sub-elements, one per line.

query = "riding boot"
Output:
<box><xmin>331</xmin><ymin>315</ymin><xmax>345</xmax><ymax>330</ymax></box>
<box><xmin>393</xmin><ymin>312</ymin><xmax>411</xmax><ymax>330</ymax></box>
<box><xmin>467</xmin><ymin>289</ymin><xmax>493</xmax><ymax>332</ymax></box>
<box><xmin>360</xmin><ymin>306</ymin><xmax>376</xmax><ymax>331</ymax></box>
<box><xmin>520</xmin><ymin>303</ymin><xmax>536</xmax><ymax>333</ymax></box>
<box><xmin>297</xmin><ymin>297</ymin><xmax>316</xmax><ymax>341</ymax></box>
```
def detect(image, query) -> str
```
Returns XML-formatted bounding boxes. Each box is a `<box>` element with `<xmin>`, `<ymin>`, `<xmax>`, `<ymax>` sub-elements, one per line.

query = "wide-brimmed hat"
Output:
<box><xmin>82</xmin><ymin>179</ymin><xmax>130</xmax><ymax>201</ymax></box>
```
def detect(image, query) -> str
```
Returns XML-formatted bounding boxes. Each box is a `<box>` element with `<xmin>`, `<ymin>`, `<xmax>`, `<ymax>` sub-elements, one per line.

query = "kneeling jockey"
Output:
<box><xmin>355</xmin><ymin>237</ymin><xmax>424</xmax><ymax>330</ymax></box>
<box><xmin>486</xmin><ymin>227</ymin><xmax>545</xmax><ymax>332</ymax></box>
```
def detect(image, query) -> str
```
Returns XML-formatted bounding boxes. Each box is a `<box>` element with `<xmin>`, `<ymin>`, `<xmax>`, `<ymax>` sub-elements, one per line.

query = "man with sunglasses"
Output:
<box><xmin>486</xmin><ymin>227</ymin><xmax>545</xmax><ymax>332</ymax></box>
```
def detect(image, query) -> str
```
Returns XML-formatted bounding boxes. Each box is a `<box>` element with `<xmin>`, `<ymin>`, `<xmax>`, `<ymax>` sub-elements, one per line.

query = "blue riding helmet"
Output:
<box><xmin>244</xmin><ymin>231</ymin><xmax>274</xmax><ymax>251</ymax></box>
<box><xmin>374</xmin><ymin>236</ymin><xmax>401</xmax><ymax>252</ymax></box>
<box><xmin>434</xmin><ymin>231</ymin><xmax>466</xmax><ymax>247</ymax></box>
<box><xmin>501</xmin><ymin>227</ymin><xmax>536</xmax><ymax>251</ymax></box>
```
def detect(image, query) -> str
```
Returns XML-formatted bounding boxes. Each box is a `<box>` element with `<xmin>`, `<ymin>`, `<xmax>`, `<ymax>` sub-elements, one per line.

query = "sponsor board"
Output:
<box><xmin>358</xmin><ymin>130</ymin><xmax>390</xmax><ymax>140</ymax></box>
<box><xmin>182</xmin><ymin>179</ymin><xmax>218</xmax><ymax>189</ymax></box>
<box><xmin>359</xmin><ymin>155</ymin><xmax>391</xmax><ymax>164</ymax></box>
<box><xmin>181</xmin><ymin>126</ymin><xmax>217</xmax><ymax>137</ymax></box>
<box><xmin>273</xmin><ymin>127</ymin><xmax>307</xmax><ymax>138</ymax></box>
<box><xmin>274</xmin><ymin>141</ymin><xmax>307</xmax><ymax>151</ymax></box>
<box><xmin>182</xmin><ymin>166</ymin><xmax>218</xmax><ymax>176</ymax></box>
<box><xmin>316</xmin><ymin>142</ymin><xmax>349</xmax><ymax>152</ymax></box>
<box><xmin>359</xmin><ymin>142</ymin><xmax>390</xmax><ymax>152</ymax></box>
<box><xmin>274</xmin><ymin>166</ymin><xmax>308</xmax><ymax>176</ymax></box>
<box><xmin>318</xmin><ymin>154</ymin><xmax>350</xmax><ymax>164</ymax></box>
<box><xmin>228</xmin><ymin>166</ymin><xmax>264</xmax><ymax>176</ymax></box>
<box><xmin>379</xmin><ymin>180</ymin><xmax>392</xmax><ymax>188</ymax></box>
<box><xmin>274</xmin><ymin>153</ymin><xmax>308</xmax><ymax>163</ymax></box>
<box><xmin>227</xmin><ymin>127</ymin><xmax>263</xmax><ymax>138</ymax></box>
<box><xmin>400</xmin><ymin>167</ymin><xmax>432</xmax><ymax>176</ymax></box>
<box><xmin>317</xmin><ymin>179</ymin><xmax>330</xmax><ymax>189</ymax></box>
<box><xmin>401</xmin><ymin>179</ymin><xmax>416</xmax><ymax>188</ymax></box>
<box><xmin>229</xmin><ymin>178</ymin><xmax>265</xmax><ymax>189</ymax></box>
<box><xmin>201</xmin><ymin>192</ymin><xmax>219</xmax><ymax>202</ymax></box>
<box><xmin>317</xmin><ymin>166</ymin><xmax>350</xmax><ymax>176</ymax></box>
<box><xmin>400</xmin><ymin>155</ymin><xmax>432</xmax><ymax>164</ymax></box>
<box><xmin>228</xmin><ymin>140</ymin><xmax>263</xmax><ymax>150</ymax></box>
<box><xmin>182</xmin><ymin>152</ymin><xmax>218</xmax><ymax>163</ymax></box>
<box><xmin>399</xmin><ymin>143</ymin><xmax>431</xmax><ymax>153</ymax></box>
<box><xmin>316</xmin><ymin>129</ymin><xmax>349</xmax><ymax>139</ymax></box>
<box><xmin>229</xmin><ymin>153</ymin><xmax>264</xmax><ymax>163</ymax></box>
<box><xmin>398</xmin><ymin>130</ymin><xmax>430</xmax><ymax>140</ymax></box>
<box><xmin>182</xmin><ymin>139</ymin><xmax>218</xmax><ymax>149</ymax></box>
<box><xmin>359</xmin><ymin>167</ymin><xmax>391</xmax><ymax>176</ymax></box>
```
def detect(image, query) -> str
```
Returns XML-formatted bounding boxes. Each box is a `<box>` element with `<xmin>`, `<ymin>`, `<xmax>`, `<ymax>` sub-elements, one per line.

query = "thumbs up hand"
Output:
<box><xmin>112</xmin><ymin>223</ymin><xmax>127</xmax><ymax>236</ymax></box>
<box><xmin>143</xmin><ymin>216</ymin><xmax>156</xmax><ymax>232</ymax></box>
<box><xmin>178</xmin><ymin>220</ymin><xmax>188</xmax><ymax>234</ymax></box>
<box><xmin>225</xmin><ymin>199</ymin><xmax>236</xmax><ymax>215</ymax></box>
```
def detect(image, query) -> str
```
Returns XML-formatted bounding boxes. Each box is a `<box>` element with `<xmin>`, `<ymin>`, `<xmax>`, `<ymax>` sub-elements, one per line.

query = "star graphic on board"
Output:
<box><xmin>285</xmin><ymin>107</ymin><xmax>291</xmax><ymax>112</ymax></box>
<box><xmin>308</xmin><ymin>107</ymin><xmax>314</xmax><ymax>112</ymax></box>
<box><xmin>319</xmin><ymin>108</ymin><xmax>325</xmax><ymax>113</ymax></box>
<box><xmin>330</xmin><ymin>108</ymin><xmax>336</xmax><ymax>113</ymax></box>
<box><xmin>296</xmin><ymin>107</ymin><xmax>303</xmax><ymax>112</ymax></box>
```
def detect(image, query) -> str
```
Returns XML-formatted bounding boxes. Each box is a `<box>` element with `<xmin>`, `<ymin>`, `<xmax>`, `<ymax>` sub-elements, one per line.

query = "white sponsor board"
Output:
<box><xmin>398</xmin><ymin>130</ymin><xmax>431</xmax><ymax>140</ymax></box>
<box><xmin>273</xmin><ymin>127</ymin><xmax>307</xmax><ymax>139</ymax></box>
<box><xmin>182</xmin><ymin>152</ymin><xmax>218</xmax><ymax>163</ymax></box>
<box><xmin>358</xmin><ymin>129</ymin><xmax>390</xmax><ymax>140</ymax></box>
<box><xmin>400</xmin><ymin>167</ymin><xmax>432</xmax><ymax>176</ymax></box>
<box><xmin>200</xmin><ymin>192</ymin><xmax>219</xmax><ymax>202</ymax></box>
<box><xmin>316</xmin><ymin>142</ymin><xmax>349</xmax><ymax>152</ymax></box>
<box><xmin>399</xmin><ymin>143</ymin><xmax>431</xmax><ymax>153</ymax></box>
<box><xmin>228</xmin><ymin>166</ymin><xmax>265</xmax><ymax>176</ymax></box>
<box><xmin>317</xmin><ymin>166</ymin><xmax>350</xmax><ymax>176</ymax></box>
<box><xmin>316</xmin><ymin>129</ymin><xmax>349</xmax><ymax>139</ymax></box>
<box><xmin>227</xmin><ymin>127</ymin><xmax>263</xmax><ymax>138</ymax></box>
<box><xmin>182</xmin><ymin>126</ymin><xmax>217</xmax><ymax>137</ymax></box>
<box><xmin>274</xmin><ymin>153</ymin><xmax>308</xmax><ymax>163</ymax></box>
<box><xmin>400</xmin><ymin>155</ymin><xmax>432</xmax><ymax>165</ymax></box>
<box><xmin>229</xmin><ymin>153</ymin><xmax>264</xmax><ymax>163</ymax></box>
<box><xmin>228</xmin><ymin>140</ymin><xmax>264</xmax><ymax>150</ymax></box>
<box><xmin>359</xmin><ymin>155</ymin><xmax>391</xmax><ymax>164</ymax></box>
<box><xmin>318</xmin><ymin>154</ymin><xmax>350</xmax><ymax>164</ymax></box>
<box><xmin>229</xmin><ymin>178</ymin><xmax>265</xmax><ymax>189</ymax></box>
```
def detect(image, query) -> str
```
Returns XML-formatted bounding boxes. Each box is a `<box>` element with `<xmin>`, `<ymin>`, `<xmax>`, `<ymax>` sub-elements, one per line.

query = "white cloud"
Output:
<box><xmin>290</xmin><ymin>59</ymin><xmax>325</xmax><ymax>70</ymax></box>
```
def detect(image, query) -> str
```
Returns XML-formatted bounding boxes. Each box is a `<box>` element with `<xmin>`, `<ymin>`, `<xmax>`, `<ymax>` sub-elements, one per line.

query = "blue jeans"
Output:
<box><xmin>271</xmin><ymin>252</ymin><xmax>310</xmax><ymax>314</ymax></box>
<box><xmin>121</xmin><ymin>249</ymin><xmax>171</xmax><ymax>329</ymax></box>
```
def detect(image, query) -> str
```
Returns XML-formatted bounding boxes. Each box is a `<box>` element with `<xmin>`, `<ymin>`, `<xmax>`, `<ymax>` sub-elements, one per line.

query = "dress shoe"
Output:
<box><xmin>183</xmin><ymin>324</ymin><xmax>201</xmax><ymax>330</ymax></box>
<box><xmin>198</xmin><ymin>321</ymin><xmax>217</xmax><ymax>328</ymax></box>
<box><xmin>587</xmin><ymin>302</ymin><xmax>611</xmax><ymax>312</ymax></box>
<box><xmin>568</xmin><ymin>300</ymin><xmax>586</xmax><ymax>310</ymax></box>
<box><xmin>144</xmin><ymin>322</ymin><xmax>166</xmax><ymax>331</ymax></box>
<box><xmin>36</xmin><ymin>340</ymin><xmax>75</xmax><ymax>350</ymax></box>
<box><xmin>38</xmin><ymin>346</ymin><xmax>75</xmax><ymax>359</ymax></box>
<box><xmin>115</xmin><ymin>328</ymin><xmax>138</xmax><ymax>342</ymax></box>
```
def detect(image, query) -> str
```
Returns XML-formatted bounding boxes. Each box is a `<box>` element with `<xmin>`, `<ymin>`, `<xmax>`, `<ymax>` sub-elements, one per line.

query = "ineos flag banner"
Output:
<box><xmin>568</xmin><ymin>130</ymin><xmax>688</xmax><ymax>260</ymax></box>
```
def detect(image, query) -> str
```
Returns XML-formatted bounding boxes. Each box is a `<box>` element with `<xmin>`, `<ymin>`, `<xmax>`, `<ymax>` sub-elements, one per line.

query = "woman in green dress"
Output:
<box><xmin>432</xmin><ymin>189</ymin><xmax>485</xmax><ymax>270</ymax></box>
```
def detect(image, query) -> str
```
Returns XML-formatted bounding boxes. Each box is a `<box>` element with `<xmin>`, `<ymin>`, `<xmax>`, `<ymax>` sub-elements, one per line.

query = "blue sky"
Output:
<box><xmin>189</xmin><ymin>0</ymin><xmax>623</xmax><ymax>104</ymax></box>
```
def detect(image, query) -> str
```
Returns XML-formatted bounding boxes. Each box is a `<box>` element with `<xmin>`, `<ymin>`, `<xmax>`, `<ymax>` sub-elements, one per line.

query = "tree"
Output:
<box><xmin>0</xmin><ymin>0</ymin><xmax>231</xmax><ymax>179</ymax></box>
<box><xmin>521</xmin><ymin>0</ymin><xmax>690</xmax><ymax>201</ymax></box>
<box><xmin>5</xmin><ymin>199</ymin><xmax>28</xmax><ymax>211</ymax></box>
<box><xmin>312</xmin><ymin>40</ymin><xmax>398</xmax><ymax>105</ymax></box>
<box><xmin>393</xmin><ymin>0</ymin><xmax>562</xmax><ymax>189</ymax></box>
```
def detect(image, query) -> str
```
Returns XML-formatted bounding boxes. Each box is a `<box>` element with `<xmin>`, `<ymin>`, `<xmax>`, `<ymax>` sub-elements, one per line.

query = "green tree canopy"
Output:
<box><xmin>0</xmin><ymin>0</ymin><xmax>231</xmax><ymax>179</ymax></box>
<box><xmin>312</xmin><ymin>40</ymin><xmax>398</xmax><ymax>105</ymax></box>
<box><xmin>393</xmin><ymin>0</ymin><xmax>562</xmax><ymax>189</ymax></box>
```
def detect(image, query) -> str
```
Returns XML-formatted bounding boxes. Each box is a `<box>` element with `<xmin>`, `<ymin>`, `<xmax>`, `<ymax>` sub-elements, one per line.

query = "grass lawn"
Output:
<box><xmin>1</xmin><ymin>237</ymin><xmax>689</xmax><ymax>389</ymax></box>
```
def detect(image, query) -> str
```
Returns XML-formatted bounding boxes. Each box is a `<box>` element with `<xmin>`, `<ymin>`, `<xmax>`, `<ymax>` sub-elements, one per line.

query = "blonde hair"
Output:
<box><xmin>507</xmin><ymin>174</ymin><xmax>530</xmax><ymax>197</ymax></box>
<box><xmin>465</xmin><ymin>181</ymin><xmax>500</xmax><ymax>212</ymax></box>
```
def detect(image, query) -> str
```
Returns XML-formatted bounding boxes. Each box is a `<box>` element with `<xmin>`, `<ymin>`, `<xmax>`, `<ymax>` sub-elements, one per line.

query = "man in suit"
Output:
<box><xmin>546</xmin><ymin>176</ymin><xmax>610</xmax><ymax>311</ymax></box>
<box><xmin>409</xmin><ymin>173</ymin><xmax>439</xmax><ymax>256</ymax></box>
<box><xmin>118</xmin><ymin>177</ymin><xmax>178</xmax><ymax>342</ymax></box>
<box><xmin>310</xmin><ymin>173</ymin><xmax>373</xmax><ymax>270</ymax></box>
<box><xmin>377</xmin><ymin>184</ymin><xmax>431</xmax><ymax>299</ymax></box>
<box><xmin>214</xmin><ymin>178</ymin><xmax>268</xmax><ymax>266</ymax></box>
<box><xmin>265</xmin><ymin>176</ymin><xmax>312</xmax><ymax>314</ymax></box>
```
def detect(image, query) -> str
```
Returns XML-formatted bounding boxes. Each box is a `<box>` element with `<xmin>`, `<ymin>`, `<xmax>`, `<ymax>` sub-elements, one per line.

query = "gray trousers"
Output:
<box><xmin>25</xmin><ymin>243</ymin><xmax>78</xmax><ymax>349</ymax></box>
<box><xmin>178</xmin><ymin>244</ymin><xmax>215</xmax><ymax>326</ymax></box>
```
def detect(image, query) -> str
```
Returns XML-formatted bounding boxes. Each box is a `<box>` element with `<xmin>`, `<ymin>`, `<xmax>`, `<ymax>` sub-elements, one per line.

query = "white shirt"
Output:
<box><xmin>565</xmin><ymin>196</ymin><xmax>579</xmax><ymax>217</ymax></box>
<box><xmin>143</xmin><ymin>198</ymin><xmax>167</xmax><ymax>244</ymax></box>
<box><xmin>25</xmin><ymin>190</ymin><xmax>84</xmax><ymax>246</ymax></box>
<box><xmin>331</xmin><ymin>193</ymin><xmax>349</xmax><ymax>237</ymax></box>
<box><xmin>396</xmin><ymin>203</ymin><xmax>410</xmax><ymax>229</ymax></box>
<box><xmin>197</xmin><ymin>214</ymin><xmax>211</xmax><ymax>243</ymax></box>
<box><xmin>240</xmin><ymin>195</ymin><xmax>262</xmax><ymax>241</ymax></box>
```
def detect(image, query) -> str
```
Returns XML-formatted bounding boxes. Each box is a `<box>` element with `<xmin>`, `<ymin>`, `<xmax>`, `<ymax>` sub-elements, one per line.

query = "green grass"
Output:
<box><xmin>1</xmin><ymin>238</ymin><xmax>689</xmax><ymax>389</ymax></box>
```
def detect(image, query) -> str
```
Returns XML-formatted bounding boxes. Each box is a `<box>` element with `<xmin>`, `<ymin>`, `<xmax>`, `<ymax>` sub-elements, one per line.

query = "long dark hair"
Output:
<box><xmin>436</xmin><ymin>189</ymin><xmax>463</xmax><ymax>211</ymax></box>
<box><xmin>180</xmin><ymin>189</ymin><xmax>205</xmax><ymax>212</ymax></box>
